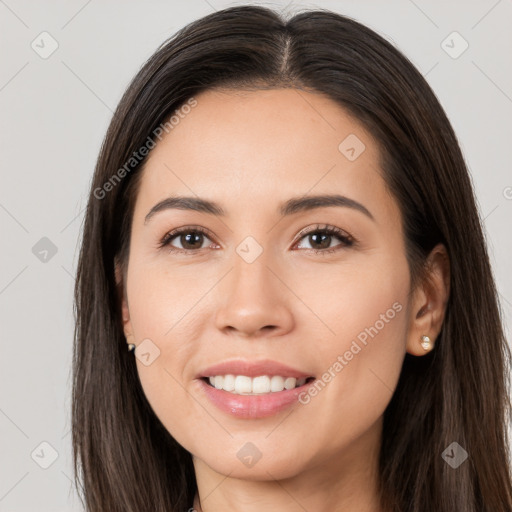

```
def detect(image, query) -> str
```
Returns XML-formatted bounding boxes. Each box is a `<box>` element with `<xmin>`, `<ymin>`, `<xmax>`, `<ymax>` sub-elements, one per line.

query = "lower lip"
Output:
<box><xmin>197</xmin><ymin>378</ymin><xmax>315</xmax><ymax>419</ymax></box>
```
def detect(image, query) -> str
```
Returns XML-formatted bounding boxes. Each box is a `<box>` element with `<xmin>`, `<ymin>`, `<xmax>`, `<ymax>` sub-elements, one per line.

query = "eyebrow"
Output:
<box><xmin>144</xmin><ymin>194</ymin><xmax>374</xmax><ymax>224</ymax></box>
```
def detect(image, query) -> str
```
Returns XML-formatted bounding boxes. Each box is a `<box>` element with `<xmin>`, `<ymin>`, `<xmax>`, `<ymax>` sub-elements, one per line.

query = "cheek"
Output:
<box><xmin>289</xmin><ymin>257</ymin><xmax>410</xmax><ymax>450</ymax></box>
<box><xmin>290</xmin><ymin>252</ymin><xmax>409</xmax><ymax>357</ymax></box>
<box><xmin>126</xmin><ymin>253</ymin><xmax>208</xmax><ymax>342</ymax></box>
<box><xmin>124</xmin><ymin>261</ymin><xmax>204</xmax><ymax>437</ymax></box>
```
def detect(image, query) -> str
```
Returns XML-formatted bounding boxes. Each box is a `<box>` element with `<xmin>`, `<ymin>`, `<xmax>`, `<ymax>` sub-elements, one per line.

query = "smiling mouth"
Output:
<box><xmin>201</xmin><ymin>375</ymin><xmax>316</xmax><ymax>395</ymax></box>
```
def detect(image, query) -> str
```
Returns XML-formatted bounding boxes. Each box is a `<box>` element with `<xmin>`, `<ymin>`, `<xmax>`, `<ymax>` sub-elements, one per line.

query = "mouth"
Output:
<box><xmin>201</xmin><ymin>375</ymin><xmax>316</xmax><ymax>395</ymax></box>
<box><xmin>197</xmin><ymin>374</ymin><xmax>317</xmax><ymax>419</ymax></box>
<box><xmin>196</xmin><ymin>359</ymin><xmax>317</xmax><ymax>418</ymax></box>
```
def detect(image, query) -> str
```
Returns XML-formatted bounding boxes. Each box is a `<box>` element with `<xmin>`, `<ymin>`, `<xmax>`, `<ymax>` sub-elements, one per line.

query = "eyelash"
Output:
<box><xmin>157</xmin><ymin>224</ymin><xmax>355</xmax><ymax>256</ymax></box>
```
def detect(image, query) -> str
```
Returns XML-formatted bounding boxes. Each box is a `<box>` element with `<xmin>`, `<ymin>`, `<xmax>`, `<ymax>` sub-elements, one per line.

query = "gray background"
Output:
<box><xmin>1</xmin><ymin>0</ymin><xmax>511</xmax><ymax>510</ymax></box>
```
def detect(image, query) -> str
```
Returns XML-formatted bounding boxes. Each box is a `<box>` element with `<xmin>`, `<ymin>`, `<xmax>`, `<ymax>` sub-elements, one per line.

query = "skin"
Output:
<box><xmin>117</xmin><ymin>88</ymin><xmax>450</xmax><ymax>512</ymax></box>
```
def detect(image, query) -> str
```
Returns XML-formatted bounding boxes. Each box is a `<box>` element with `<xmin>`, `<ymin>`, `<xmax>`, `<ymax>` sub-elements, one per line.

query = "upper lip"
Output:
<box><xmin>197</xmin><ymin>359</ymin><xmax>314</xmax><ymax>379</ymax></box>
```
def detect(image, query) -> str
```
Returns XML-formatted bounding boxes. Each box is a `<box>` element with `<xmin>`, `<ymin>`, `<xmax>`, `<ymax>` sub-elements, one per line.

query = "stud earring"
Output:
<box><xmin>420</xmin><ymin>335</ymin><xmax>432</xmax><ymax>351</ymax></box>
<box><xmin>125</xmin><ymin>332</ymin><xmax>136</xmax><ymax>352</ymax></box>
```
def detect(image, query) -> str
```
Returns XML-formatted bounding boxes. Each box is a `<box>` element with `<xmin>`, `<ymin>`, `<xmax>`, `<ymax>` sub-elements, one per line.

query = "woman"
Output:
<box><xmin>72</xmin><ymin>5</ymin><xmax>512</xmax><ymax>511</ymax></box>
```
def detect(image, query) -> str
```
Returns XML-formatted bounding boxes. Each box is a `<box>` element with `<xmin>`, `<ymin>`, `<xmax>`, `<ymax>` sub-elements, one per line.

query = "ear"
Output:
<box><xmin>115</xmin><ymin>257</ymin><xmax>134</xmax><ymax>343</ymax></box>
<box><xmin>406</xmin><ymin>243</ymin><xmax>450</xmax><ymax>356</ymax></box>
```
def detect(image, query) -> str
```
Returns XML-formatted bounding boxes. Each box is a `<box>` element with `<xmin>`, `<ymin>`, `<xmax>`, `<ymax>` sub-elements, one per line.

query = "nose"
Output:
<box><xmin>214</xmin><ymin>253</ymin><xmax>294</xmax><ymax>339</ymax></box>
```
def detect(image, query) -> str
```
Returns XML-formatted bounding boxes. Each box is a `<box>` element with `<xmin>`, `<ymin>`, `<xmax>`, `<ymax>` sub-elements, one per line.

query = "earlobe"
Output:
<box><xmin>406</xmin><ymin>243</ymin><xmax>450</xmax><ymax>356</ymax></box>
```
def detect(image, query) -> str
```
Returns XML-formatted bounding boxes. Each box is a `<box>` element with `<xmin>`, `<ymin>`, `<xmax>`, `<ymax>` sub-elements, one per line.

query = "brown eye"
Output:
<box><xmin>295</xmin><ymin>225</ymin><xmax>354</xmax><ymax>254</ymax></box>
<box><xmin>305</xmin><ymin>232</ymin><xmax>335</xmax><ymax>250</ymax></box>
<box><xmin>158</xmin><ymin>224</ymin><xmax>354</xmax><ymax>255</ymax></box>
<box><xmin>159</xmin><ymin>227</ymin><xmax>214</xmax><ymax>253</ymax></box>
<box><xmin>177</xmin><ymin>231</ymin><xmax>206</xmax><ymax>250</ymax></box>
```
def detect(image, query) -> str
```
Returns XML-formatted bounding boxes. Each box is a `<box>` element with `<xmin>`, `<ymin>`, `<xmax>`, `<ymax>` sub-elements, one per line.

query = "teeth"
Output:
<box><xmin>222</xmin><ymin>374</ymin><xmax>235</xmax><ymax>391</ymax></box>
<box><xmin>252</xmin><ymin>375</ymin><xmax>270</xmax><ymax>394</ymax></box>
<box><xmin>207</xmin><ymin>375</ymin><xmax>310</xmax><ymax>394</ymax></box>
<box><xmin>214</xmin><ymin>375</ymin><xmax>223</xmax><ymax>390</ymax></box>
<box><xmin>235</xmin><ymin>375</ymin><xmax>252</xmax><ymax>394</ymax></box>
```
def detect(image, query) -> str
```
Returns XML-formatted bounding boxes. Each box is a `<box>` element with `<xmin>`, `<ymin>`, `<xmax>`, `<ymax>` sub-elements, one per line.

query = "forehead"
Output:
<box><xmin>133</xmin><ymin>88</ymin><xmax>399</xmax><ymax>224</ymax></box>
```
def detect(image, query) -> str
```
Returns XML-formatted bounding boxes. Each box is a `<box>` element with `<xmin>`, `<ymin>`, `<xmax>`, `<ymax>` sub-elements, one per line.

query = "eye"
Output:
<box><xmin>293</xmin><ymin>224</ymin><xmax>355</xmax><ymax>254</ymax></box>
<box><xmin>158</xmin><ymin>224</ymin><xmax>355</xmax><ymax>255</ymax></box>
<box><xmin>158</xmin><ymin>226</ymin><xmax>217</xmax><ymax>254</ymax></box>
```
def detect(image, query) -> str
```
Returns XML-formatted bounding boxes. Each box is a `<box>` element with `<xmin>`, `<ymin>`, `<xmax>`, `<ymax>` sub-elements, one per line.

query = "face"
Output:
<box><xmin>119</xmin><ymin>88</ymin><xmax>415</xmax><ymax>481</ymax></box>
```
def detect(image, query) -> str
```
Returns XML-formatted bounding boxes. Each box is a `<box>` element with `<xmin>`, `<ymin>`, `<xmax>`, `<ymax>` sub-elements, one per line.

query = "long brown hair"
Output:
<box><xmin>72</xmin><ymin>5</ymin><xmax>512</xmax><ymax>511</ymax></box>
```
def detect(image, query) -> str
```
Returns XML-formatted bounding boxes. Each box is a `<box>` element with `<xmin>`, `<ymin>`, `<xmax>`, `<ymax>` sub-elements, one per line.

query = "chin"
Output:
<box><xmin>196</xmin><ymin>447</ymin><xmax>307</xmax><ymax>481</ymax></box>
